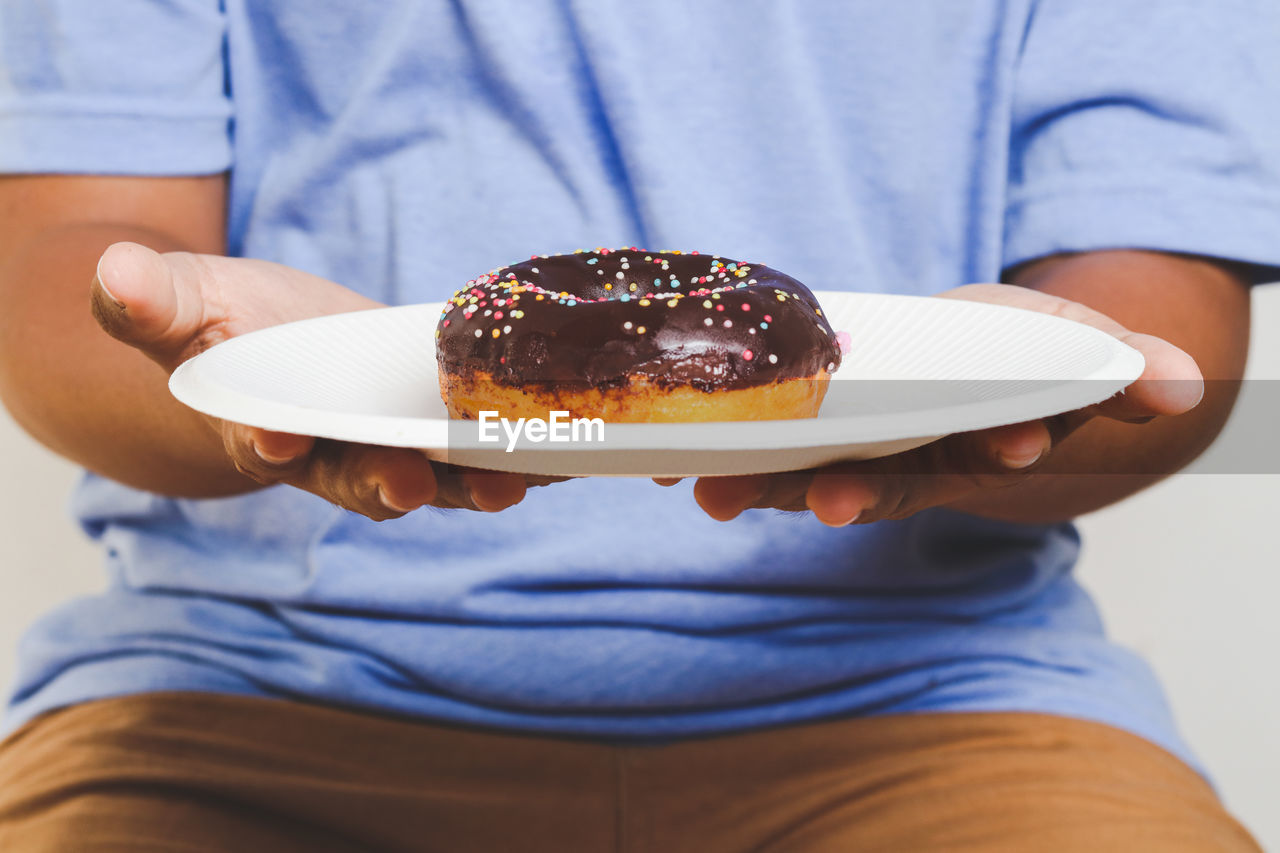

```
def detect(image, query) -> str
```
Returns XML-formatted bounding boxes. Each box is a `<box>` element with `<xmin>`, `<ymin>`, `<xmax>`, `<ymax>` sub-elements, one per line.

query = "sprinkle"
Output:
<box><xmin>704</xmin><ymin>317</ymin><xmax>713</xmax><ymax>326</ymax></box>
<box><xmin>760</xmin><ymin>322</ymin><xmax>769</xmax><ymax>329</ymax></box>
<box><xmin>764</xmin><ymin>314</ymin><xmax>772</xmax><ymax>322</ymax></box>
<box><xmin>667</xmin><ymin>298</ymin><xmax>678</xmax><ymax>307</ymax></box>
<box><xmin>703</xmin><ymin>300</ymin><xmax>713</xmax><ymax>308</ymax></box>
<box><xmin>566</xmin><ymin>299</ymin><xmax>577</xmax><ymax>306</ymax></box>
<box><xmin>636</xmin><ymin>325</ymin><xmax>647</xmax><ymax>334</ymax></box>
<box><xmin>492</xmin><ymin>328</ymin><xmax>501</xmax><ymax>338</ymax></box>
<box><xmin>629</xmin><ymin>283</ymin><xmax>638</xmax><ymax>292</ymax></box>
<box><xmin>716</xmin><ymin>304</ymin><xmax>724</xmax><ymax>312</ymax></box>
<box><xmin>723</xmin><ymin>319</ymin><xmax>733</xmax><ymax>328</ymax></box>
<box><xmin>605</xmin><ymin>283</ymin><xmax>613</xmax><ymax>290</ymax></box>
<box><xmin>741</xmin><ymin>303</ymin><xmax>750</xmax><ymax>311</ymax></box>
<box><xmin>475</xmin><ymin>329</ymin><xmax>483</xmax><ymax>337</ymax></box>
<box><xmin>768</xmin><ymin>354</ymin><xmax>778</xmax><ymax>364</ymax></box>
<box><xmin>742</xmin><ymin>349</ymin><xmax>753</xmax><ymax>361</ymax></box>
<box><xmin>503</xmin><ymin>325</ymin><xmax>512</xmax><ymax>334</ymax></box>
<box><xmin>587</xmin><ymin>258</ymin><xmax>598</xmax><ymax>264</ymax></box>
<box><xmin>748</xmin><ymin>327</ymin><xmax>756</xmax><ymax>334</ymax></box>
<box><xmin>494</xmin><ymin>311</ymin><xmax>503</xmax><ymax>320</ymax></box>
<box><xmin>616</xmin><ymin>271</ymin><xmax>625</xmax><ymax>279</ymax></box>
<box><xmin>624</xmin><ymin>321</ymin><xmax>633</xmax><ymax>330</ymax></box>
<box><xmin>639</xmin><ymin>299</ymin><xmax>651</xmax><ymax>306</ymax></box>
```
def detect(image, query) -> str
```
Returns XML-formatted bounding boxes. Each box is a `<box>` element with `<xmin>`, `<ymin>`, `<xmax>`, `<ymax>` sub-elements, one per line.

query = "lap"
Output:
<box><xmin>0</xmin><ymin>692</ymin><xmax>1261</xmax><ymax>852</ymax></box>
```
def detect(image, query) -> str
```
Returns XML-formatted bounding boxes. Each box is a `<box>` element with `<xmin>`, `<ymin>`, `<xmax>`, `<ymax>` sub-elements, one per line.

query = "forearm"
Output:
<box><xmin>0</xmin><ymin>196</ymin><xmax>257</xmax><ymax>497</ymax></box>
<box><xmin>949</xmin><ymin>250</ymin><xmax>1250</xmax><ymax>523</ymax></box>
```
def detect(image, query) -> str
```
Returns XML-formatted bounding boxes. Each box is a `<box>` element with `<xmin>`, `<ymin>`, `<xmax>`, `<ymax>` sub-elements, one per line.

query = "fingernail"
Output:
<box><xmin>252</xmin><ymin>440</ymin><xmax>297</xmax><ymax>466</ymax></box>
<box><xmin>378</xmin><ymin>486</ymin><xmax>419</xmax><ymax>514</ymax></box>
<box><xmin>466</xmin><ymin>487</ymin><xmax>498</xmax><ymax>512</ymax></box>
<box><xmin>94</xmin><ymin>255</ymin><xmax>124</xmax><ymax>307</ymax></box>
<box><xmin>827</xmin><ymin>508</ymin><xmax>862</xmax><ymax>527</ymax></box>
<box><xmin>999</xmin><ymin>448</ymin><xmax>1043</xmax><ymax>469</ymax></box>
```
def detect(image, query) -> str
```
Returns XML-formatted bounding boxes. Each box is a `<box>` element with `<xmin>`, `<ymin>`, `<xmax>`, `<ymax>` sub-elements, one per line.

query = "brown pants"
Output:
<box><xmin>0</xmin><ymin>692</ymin><xmax>1260</xmax><ymax>852</ymax></box>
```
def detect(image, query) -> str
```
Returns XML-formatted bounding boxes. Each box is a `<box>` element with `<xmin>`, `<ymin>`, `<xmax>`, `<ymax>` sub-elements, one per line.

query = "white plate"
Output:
<box><xmin>169</xmin><ymin>291</ymin><xmax>1144</xmax><ymax>477</ymax></box>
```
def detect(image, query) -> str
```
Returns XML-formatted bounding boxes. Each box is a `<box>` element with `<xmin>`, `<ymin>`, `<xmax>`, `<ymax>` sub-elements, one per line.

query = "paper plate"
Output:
<box><xmin>169</xmin><ymin>292</ymin><xmax>1144</xmax><ymax>477</ymax></box>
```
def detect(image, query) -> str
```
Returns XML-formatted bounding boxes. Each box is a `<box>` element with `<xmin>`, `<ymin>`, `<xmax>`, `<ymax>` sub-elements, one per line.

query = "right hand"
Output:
<box><xmin>90</xmin><ymin>241</ymin><xmax>532</xmax><ymax>520</ymax></box>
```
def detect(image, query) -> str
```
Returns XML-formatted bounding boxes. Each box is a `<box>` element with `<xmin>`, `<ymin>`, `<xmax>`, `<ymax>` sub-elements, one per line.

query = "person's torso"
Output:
<box><xmin>8</xmin><ymin>0</ymin><xmax>1190</xmax><ymax>765</ymax></box>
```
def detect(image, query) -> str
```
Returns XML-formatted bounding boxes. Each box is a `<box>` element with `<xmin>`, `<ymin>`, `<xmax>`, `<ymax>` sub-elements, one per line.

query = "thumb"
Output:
<box><xmin>90</xmin><ymin>242</ymin><xmax>207</xmax><ymax>370</ymax></box>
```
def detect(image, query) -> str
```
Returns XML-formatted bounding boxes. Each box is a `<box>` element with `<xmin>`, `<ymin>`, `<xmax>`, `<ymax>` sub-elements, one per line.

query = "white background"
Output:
<box><xmin>2</xmin><ymin>287</ymin><xmax>1277</xmax><ymax>849</ymax></box>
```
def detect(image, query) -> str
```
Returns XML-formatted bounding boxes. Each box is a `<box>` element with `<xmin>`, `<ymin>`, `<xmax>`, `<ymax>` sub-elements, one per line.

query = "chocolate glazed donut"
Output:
<box><xmin>435</xmin><ymin>249</ymin><xmax>843</xmax><ymax>422</ymax></box>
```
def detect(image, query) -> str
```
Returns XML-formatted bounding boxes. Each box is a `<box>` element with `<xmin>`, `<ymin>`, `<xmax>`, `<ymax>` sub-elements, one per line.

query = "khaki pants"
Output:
<box><xmin>0</xmin><ymin>692</ymin><xmax>1261</xmax><ymax>852</ymax></box>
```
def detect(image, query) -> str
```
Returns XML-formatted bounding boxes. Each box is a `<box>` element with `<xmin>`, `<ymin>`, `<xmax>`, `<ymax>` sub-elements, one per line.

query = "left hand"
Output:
<box><xmin>676</xmin><ymin>283</ymin><xmax>1205</xmax><ymax>527</ymax></box>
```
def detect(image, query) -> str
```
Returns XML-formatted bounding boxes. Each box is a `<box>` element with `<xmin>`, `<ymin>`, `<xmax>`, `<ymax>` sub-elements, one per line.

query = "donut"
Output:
<box><xmin>435</xmin><ymin>248</ymin><xmax>842</xmax><ymax>422</ymax></box>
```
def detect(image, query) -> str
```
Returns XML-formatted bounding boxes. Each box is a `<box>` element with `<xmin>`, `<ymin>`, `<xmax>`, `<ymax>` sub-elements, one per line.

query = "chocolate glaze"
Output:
<box><xmin>435</xmin><ymin>249</ymin><xmax>841</xmax><ymax>391</ymax></box>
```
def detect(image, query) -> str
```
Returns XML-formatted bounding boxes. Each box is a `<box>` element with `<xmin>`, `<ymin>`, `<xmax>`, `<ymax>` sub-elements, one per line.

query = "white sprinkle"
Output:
<box><xmin>723</xmin><ymin>319</ymin><xmax>733</xmax><ymax>328</ymax></box>
<box><xmin>503</xmin><ymin>325</ymin><xmax>512</xmax><ymax>334</ymax></box>
<box><xmin>624</xmin><ymin>321</ymin><xmax>633</xmax><ymax>330</ymax></box>
<box><xmin>474</xmin><ymin>329</ymin><xmax>483</xmax><ymax>338</ymax></box>
<box><xmin>748</xmin><ymin>327</ymin><xmax>756</xmax><ymax>334</ymax></box>
<box><xmin>484</xmin><ymin>309</ymin><xmax>492</xmax><ymax>316</ymax></box>
<box><xmin>616</xmin><ymin>271</ymin><xmax>625</xmax><ymax>279</ymax></box>
<box><xmin>531</xmin><ymin>267</ymin><xmax>539</xmax><ymax>273</ymax></box>
<box><xmin>769</xmin><ymin>353</ymin><xmax>778</xmax><ymax>364</ymax></box>
<box><xmin>704</xmin><ymin>317</ymin><xmax>713</xmax><ymax>326</ymax></box>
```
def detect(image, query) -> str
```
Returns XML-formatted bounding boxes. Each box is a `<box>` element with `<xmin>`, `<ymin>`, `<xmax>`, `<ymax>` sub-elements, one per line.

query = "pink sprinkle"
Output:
<box><xmin>763</xmin><ymin>314</ymin><xmax>773</xmax><ymax>322</ymax></box>
<box><xmin>836</xmin><ymin>330</ymin><xmax>852</xmax><ymax>354</ymax></box>
<box><xmin>442</xmin><ymin>320</ymin><xmax>450</xmax><ymax>327</ymax></box>
<box><xmin>723</xmin><ymin>319</ymin><xmax>733</xmax><ymax>328</ymax></box>
<box><xmin>494</xmin><ymin>311</ymin><xmax>503</xmax><ymax>320</ymax></box>
<box><xmin>741</xmin><ymin>303</ymin><xmax>750</xmax><ymax>311</ymax></box>
<box><xmin>716</xmin><ymin>304</ymin><xmax>725</xmax><ymax>311</ymax></box>
<box><xmin>742</xmin><ymin>349</ymin><xmax>753</xmax><ymax>361</ymax></box>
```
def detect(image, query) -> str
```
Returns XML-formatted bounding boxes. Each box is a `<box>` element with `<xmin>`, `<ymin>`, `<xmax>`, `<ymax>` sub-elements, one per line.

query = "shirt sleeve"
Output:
<box><xmin>0</xmin><ymin>0</ymin><xmax>231</xmax><ymax>175</ymax></box>
<box><xmin>1004</xmin><ymin>0</ymin><xmax>1280</xmax><ymax>283</ymax></box>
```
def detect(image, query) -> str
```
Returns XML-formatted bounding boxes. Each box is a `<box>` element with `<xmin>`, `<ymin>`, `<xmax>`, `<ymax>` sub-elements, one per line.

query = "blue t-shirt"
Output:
<box><xmin>4</xmin><ymin>1</ymin><xmax>1280</xmax><ymax>773</ymax></box>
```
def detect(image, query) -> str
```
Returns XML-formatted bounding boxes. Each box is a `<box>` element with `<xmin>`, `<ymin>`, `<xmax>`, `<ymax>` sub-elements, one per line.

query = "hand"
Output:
<box><xmin>90</xmin><ymin>242</ymin><xmax>532</xmax><ymax>520</ymax></box>
<box><xmin>680</xmin><ymin>283</ymin><xmax>1205</xmax><ymax>527</ymax></box>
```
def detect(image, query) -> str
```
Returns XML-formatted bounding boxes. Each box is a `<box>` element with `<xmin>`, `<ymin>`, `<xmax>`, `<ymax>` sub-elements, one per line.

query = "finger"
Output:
<box><xmin>223</xmin><ymin>422</ymin><xmax>315</xmax><ymax>484</ymax></box>
<box><xmin>461</xmin><ymin>469</ymin><xmax>528</xmax><ymax>512</ymax></box>
<box><xmin>941</xmin><ymin>285</ymin><xmax>1204</xmax><ymax>421</ymax></box>
<box><xmin>980</xmin><ymin>420</ymin><xmax>1052</xmax><ymax>470</ymax></box>
<box><xmin>427</xmin><ymin>465</ymin><xmax>529</xmax><ymax>512</ymax></box>
<box><xmin>803</xmin><ymin>425</ymin><xmax>1051</xmax><ymax>527</ymax></box>
<box><xmin>1096</xmin><ymin>332</ymin><xmax>1204</xmax><ymax>420</ymax></box>
<box><xmin>90</xmin><ymin>242</ymin><xmax>208</xmax><ymax>369</ymax></box>
<box><xmin>294</xmin><ymin>442</ymin><xmax>438</xmax><ymax>520</ymax></box>
<box><xmin>652</xmin><ymin>477</ymin><xmax>684</xmax><ymax>487</ymax></box>
<box><xmin>692</xmin><ymin>474</ymin><xmax>768</xmax><ymax>521</ymax></box>
<box><xmin>805</xmin><ymin>472</ymin><xmax>877</xmax><ymax>526</ymax></box>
